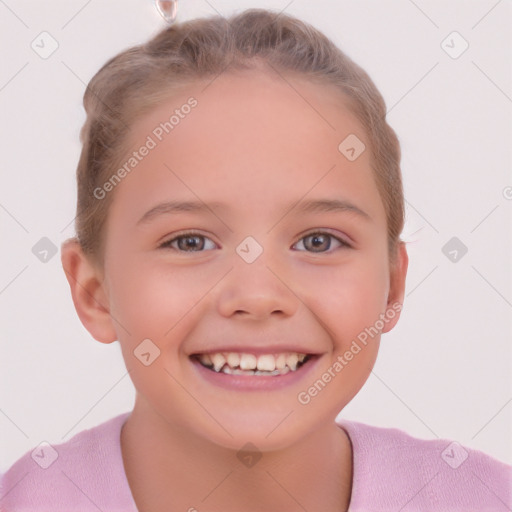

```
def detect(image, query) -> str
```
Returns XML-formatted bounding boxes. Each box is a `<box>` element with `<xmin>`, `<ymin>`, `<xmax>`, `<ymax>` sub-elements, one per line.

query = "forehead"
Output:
<box><xmin>109</xmin><ymin>70</ymin><xmax>384</xmax><ymax>229</ymax></box>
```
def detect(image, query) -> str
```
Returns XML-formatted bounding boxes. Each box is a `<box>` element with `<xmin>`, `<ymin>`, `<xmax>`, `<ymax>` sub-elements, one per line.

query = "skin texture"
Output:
<box><xmin>61</xmin><ymin>68</ymin><xmax>408</xmax><ymax>512</ymax></box>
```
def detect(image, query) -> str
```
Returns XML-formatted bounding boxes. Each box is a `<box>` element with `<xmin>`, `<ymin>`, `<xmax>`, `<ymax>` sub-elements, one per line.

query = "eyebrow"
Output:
<box><xmin>136</xmin><ymin>198</ymin><xmax>371</xmax><ymax>225</ymax></box>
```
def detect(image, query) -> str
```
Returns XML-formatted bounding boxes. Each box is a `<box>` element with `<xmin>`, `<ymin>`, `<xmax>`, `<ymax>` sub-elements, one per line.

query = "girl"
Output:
<box><xmin>2</xmin><ymin>7</ymin><xmax>510</xmax><ymax>512</ymax></box>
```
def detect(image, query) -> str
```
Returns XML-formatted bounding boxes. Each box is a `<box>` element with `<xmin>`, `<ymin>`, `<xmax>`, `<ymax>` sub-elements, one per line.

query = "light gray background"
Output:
<box><xmin>1</xmin><ymin>0</ymin><xmax>511</xmax><ymax>471</ymax></box>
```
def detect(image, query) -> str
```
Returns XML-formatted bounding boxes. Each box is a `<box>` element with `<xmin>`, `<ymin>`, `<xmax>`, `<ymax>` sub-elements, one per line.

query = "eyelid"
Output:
<box><xmin>293</xmin><ymin>229</ymin><xmax>352</xmax><ymax>251</ymax></box>
<box><xmin>295</xmin><ymin>228</ymin><xmax>353</xmax><ymax>247</ymax></box>
<box><xmin>158</xmin><ymin>230</ymin><xmax>218</xmax><ymax>250</ymax></box>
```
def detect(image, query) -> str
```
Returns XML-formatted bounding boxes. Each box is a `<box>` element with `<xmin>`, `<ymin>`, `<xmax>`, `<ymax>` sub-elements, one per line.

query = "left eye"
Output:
<box><xmin>159</xmin><ymin>231</ymin><xmax>350</xmax><ymax>253</ymax></box>
<box><xmin>292</xmin><ymin>232</ymin><xmax>350</xmax><ymax>253</ymax></box>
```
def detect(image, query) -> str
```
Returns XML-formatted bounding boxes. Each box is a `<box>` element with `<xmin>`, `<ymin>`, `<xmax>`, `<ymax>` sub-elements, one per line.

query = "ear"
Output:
<box><xmin>60</xmin><ymin>238</ymin><xmax>117</xmax><ymax>344</ymax></box>
<box><xmin>382</xmin><ymin>241</ymin><xmax>408</xmax><ymax>333</ymax></box>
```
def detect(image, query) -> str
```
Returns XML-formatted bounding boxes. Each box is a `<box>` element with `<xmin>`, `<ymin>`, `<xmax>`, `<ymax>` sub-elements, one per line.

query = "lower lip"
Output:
<box><xmin>190</xmin><ymin>356</ymin><xmax>320</xmax><ymax>391</ymax></box>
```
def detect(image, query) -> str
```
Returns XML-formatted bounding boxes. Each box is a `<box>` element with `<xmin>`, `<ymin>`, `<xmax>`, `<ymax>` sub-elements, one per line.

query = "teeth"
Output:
<box><xmin>286</xmin><ymin>354</ymin><xmax>299</xmax><ymax>371</ymax></box>
<box><xmin>222</xmin><ymin>366</ymin><xmax>251</xmax><ymax>376</ymax></box>
<box><xmin>226</xmin><ymin>352</ymin><xmax>240</xmax><ymax>368</ymax></box>
<box><xmin>239</xmin><ymin>353</ymin><xmax>258</xmax><ymax>370</ymax></box>
<box><xmin>257</xmin><ymin>355</ymin><xmax>276</xmax><ymax>372</ymax></box>
<box><xmin>211</xmin><ymin>353</ymin><xmax>226</xmax><ymax>372</ymax></box>
<box><xmin>196</xmin><ymin>351</ymin><xmax>309</xmax><ymax>375</ymax></box>
<box><xmin>199</xmin><ymin>353</ymin><xmax>212</xmax><ymax>366</ymax></box>
<box><xmin>275</xmin><ymin>354</ymin><xmax>287</xmax><ymax>370</ymax></box>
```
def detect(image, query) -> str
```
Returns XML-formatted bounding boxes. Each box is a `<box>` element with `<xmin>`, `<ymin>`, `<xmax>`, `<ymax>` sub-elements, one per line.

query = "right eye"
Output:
<box><xmin>158</xmin><ymin>231</ymin><xmax>217</xmax><ymax>252</ymax></box>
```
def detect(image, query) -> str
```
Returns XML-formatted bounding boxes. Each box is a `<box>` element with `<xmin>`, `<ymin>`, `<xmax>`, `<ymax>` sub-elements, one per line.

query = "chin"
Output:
<box><xmin>189</xmin><ymin>404</ymin><xmax>332</xmax><ymax>454</ymax></box>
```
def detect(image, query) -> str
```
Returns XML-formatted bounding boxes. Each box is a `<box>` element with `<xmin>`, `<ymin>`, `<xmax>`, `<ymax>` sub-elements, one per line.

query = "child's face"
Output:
<box><xmin>93</xmin><ymin>70</ymin><xmax>406</xmax><ymax>449</ymax></box>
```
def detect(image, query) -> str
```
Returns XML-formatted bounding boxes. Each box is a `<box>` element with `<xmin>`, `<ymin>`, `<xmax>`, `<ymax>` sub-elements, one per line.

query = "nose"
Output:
<box><xmin>216</xmin><ymin>256</ymin><xmax>299</xmax><ymax>321</ymax></box>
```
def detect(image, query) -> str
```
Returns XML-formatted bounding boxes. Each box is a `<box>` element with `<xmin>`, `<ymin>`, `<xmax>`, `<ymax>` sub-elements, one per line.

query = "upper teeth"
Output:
<box><xmin>198</xmin><ymin>352</ymin><xmax>307</xmax><ymax>373</ymax></box>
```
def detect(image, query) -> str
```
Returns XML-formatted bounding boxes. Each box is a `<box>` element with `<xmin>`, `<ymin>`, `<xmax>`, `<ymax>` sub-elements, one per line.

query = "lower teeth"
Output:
<box><xmin>221</xmin><ymin>366</ymin><xmax>290</xmax><ymax>376</ymax></box>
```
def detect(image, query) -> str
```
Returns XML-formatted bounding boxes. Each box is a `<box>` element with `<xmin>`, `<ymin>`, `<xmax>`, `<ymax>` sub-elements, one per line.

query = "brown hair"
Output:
<box><xmin>71</xmin><ymin>8</ymin><xmax>404</xmax><ymax>268</ymax></box>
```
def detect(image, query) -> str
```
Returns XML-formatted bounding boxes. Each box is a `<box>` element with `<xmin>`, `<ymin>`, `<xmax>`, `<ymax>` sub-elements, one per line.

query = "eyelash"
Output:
<box><xmin>158</xmin><ymin>230</ymin><xmax>352</xmax><ymax>253</ymax></box>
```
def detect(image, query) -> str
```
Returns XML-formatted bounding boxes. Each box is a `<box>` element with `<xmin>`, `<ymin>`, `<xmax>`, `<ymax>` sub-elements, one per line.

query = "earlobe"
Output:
<box><xmin>382</xmin><ymin>241</ymin><xmax>409</xmax><ymax>333</ymax></box>
<box><xmin>60</xmin><ymin>239</ymin><xmax>117</xmax><ymax>344</ymax></box>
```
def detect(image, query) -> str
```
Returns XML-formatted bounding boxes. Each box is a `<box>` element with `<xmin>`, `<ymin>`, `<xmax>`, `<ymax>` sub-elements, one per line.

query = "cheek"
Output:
<box><xmin>296</xmin><ymin>258</ymin><xmax>387</xmax><ymax>413</ymax></box>
<box><xmin>107</xmin><ymin>258</ymin><xmax>205</xmax><ymax>400</ymax></box>
<box><xmin>107</xmin><ymin>257</ymin><xmax>212</xmax><ymax>346</ymax></box>
<box><xmin>301</xmin><ymin>255</ymin><xmax>390</xmax><ymax>341</ymax></box>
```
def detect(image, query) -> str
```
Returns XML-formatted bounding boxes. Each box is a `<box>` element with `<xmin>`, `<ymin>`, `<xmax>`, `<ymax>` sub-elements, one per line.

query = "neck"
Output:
<box><xmin>121</xmin><ymin>398</ymin><xmax>353</xmax><ymax>512</ymax></box>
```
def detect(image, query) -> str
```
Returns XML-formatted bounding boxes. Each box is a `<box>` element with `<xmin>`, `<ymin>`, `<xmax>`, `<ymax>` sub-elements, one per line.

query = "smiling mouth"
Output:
<box><xmin>191</xmin><ymin>352</ymin><xmax>313</xmax><ymax>376</ymax></box>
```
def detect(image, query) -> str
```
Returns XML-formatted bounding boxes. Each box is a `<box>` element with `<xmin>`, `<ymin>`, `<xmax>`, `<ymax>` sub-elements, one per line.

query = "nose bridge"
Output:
<box><xmin>216</xmin><ymin>245</ymin><xmax>299</xmax><ymax>319</ymax></box>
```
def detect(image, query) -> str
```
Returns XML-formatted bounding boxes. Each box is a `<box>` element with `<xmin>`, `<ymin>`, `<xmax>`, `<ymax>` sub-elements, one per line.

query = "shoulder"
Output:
<box><xmin>0</xmin><ymin>412</ymin><xmax>136</xmax><ymax>511</ymax></box>
<box><xmin>337</xmin><ymin>418</ymin><xmax>512</xmax><ymax>511</ymax></box>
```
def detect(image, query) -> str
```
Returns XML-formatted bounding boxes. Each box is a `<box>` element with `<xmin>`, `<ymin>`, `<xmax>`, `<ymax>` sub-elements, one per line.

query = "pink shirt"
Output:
<box><xmin>1</xmin><ymin>412</ymin><xmax>510</xmax><ymax>511</ymax></box>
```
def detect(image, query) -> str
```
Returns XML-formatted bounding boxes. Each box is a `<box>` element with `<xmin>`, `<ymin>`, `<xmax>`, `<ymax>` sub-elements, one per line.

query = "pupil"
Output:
<box><xmin>180</xmin><ymin>236</ymin><xmax>202</xmax><ymax>251</ymax></box>
<box><xmin>309</xmin><ymin>234</ymin><xmax>329</xmax><ymax>251</ymax></box>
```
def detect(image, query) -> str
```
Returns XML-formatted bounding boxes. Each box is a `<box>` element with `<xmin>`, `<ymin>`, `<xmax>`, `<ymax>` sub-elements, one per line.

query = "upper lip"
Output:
<box><xmin>189</xmin><ymin>345</ymin><xmax>321</xmax><ymax>356</ymax></box>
